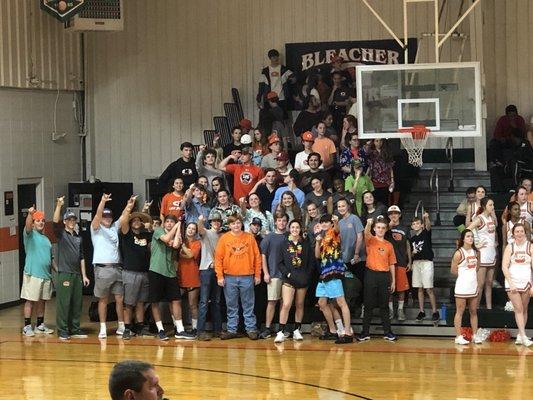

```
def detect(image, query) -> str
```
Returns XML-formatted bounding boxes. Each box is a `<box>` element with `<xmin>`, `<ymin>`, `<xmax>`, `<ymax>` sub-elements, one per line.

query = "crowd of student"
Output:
<box><xmin>18</xmin><ymin>49</ymin><xmax>533</xmax><ymax>346</ymax></box>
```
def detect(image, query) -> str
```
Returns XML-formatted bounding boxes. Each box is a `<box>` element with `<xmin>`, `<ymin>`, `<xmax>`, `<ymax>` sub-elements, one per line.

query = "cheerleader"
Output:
<box><xmin>502</xmin><ymin>223</ymin><xmax>533</xmax><ymax>347</ymax></box>
<box><xmin>502</xmin><ymin>201</ymin><xmax>532</xmax><ymax>248</ymax></box>
<box><xmin>467</xmin><ymin>197</ymin><xmax>498</xmax><ymax>309</ymax></box>
<box><xmin>273</xmin><ymin>220</ymin><xmax>314</xmax><ymax>343</ymax></box>
<box><xmin>465</xmin><ymin>186</ymin><xmax>489</xmax><ymax>225</ymax></box>
<box><xmin>451</xmin><ymin>229</ymin><xmax>481</xmax><ymax>345</ymax></box>
<box><xmin>502</xmin><ymin>186</ymin><xmax>533</xmax><ymax>226</ymax></box>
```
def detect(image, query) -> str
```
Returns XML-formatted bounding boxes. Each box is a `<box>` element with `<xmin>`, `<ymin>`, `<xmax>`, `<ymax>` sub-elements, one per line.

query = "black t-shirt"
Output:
<box><xmin>293</xmin><ymin>110</ymin><xmax>323</xmax><ymax>137</ymax></box>
<box><xmin>385</xmin><ymin>224</ymin><xmax>409</xmax><ymax>266</ymax></box>
<box><xmin>300</xmin><ymin>170</ymin><xmax>332</xmax><ymax>194</ymax></box>
<box><xmin>223</xmin><ymin>143</ymin><xmax>243</xmax><ymax>158</ymax></box>
<box><xmin>159</xmin><ymin>157</ymin><xmax>198</xmax><ymax>190</ymax></box>
<box><xmin>120</xmin><ymin>230</ymin><xmax>153</xmax><ymax>272</ymax></box>
<box><xmin>255</xmin><ymin>183</ymin><xmax>277</xmax><ymax>213</ymax></box>
<box><xmin>305</xmin><ymin>191</ymin><xmax>331</xmax><ymax>214</ymax></box>
<box><xmin>409</xmin><ymin>229</ymin><xmax>434</xmax><ymax>261</ymax></box>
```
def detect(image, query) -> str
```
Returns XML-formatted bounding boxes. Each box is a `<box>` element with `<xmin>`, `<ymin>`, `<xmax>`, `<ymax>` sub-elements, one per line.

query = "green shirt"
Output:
<box><xmin>149</xmin><ymin>227</ymin><xmax>177</xmax><ymax>278</ymax></box>
<box><xmin>344</xmin><ymin>174</ymin><xmax>374</xmax><ymax>216</ymax></box>
<box><xmin>23</xmin><ymin>229</ymin><xmax>52</xmax><ymax>280</ymax></box>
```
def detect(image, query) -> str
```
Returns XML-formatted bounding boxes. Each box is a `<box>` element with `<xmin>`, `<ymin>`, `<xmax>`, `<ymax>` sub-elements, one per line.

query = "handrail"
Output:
<box><xmin>414</xmin><ymin>200</ymin><xmax>424</xmax><ymax>218</ymax></box>
<box><xmin>429</xmin><ymin>168</ymin><xmax>442</xmax><ymax>226</ymax></box>
<box><xmin>445</xmin><ymin>137</ymin><xmax>454</xmax><ymax>192</ymax></box>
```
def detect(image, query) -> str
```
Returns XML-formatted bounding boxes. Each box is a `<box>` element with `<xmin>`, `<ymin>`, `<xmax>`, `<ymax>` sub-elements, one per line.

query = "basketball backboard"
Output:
<box><xmin>356</xmin><ymin>62</ymin><xmax>482</xmax><ymax>138</ymax></box>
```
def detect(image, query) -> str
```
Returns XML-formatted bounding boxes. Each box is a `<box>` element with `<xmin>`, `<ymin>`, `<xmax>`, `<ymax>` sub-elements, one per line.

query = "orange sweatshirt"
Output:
<box><xmin>214</xmin><ymin>231</ymin><xmax>262</xmax><ymax>280</ymax></box>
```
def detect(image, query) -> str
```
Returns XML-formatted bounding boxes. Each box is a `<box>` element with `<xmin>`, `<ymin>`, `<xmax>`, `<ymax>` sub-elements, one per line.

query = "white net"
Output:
<box><xmin>399</xmin><ymin>126</ymin><xmax>430</xmax><ymax>167</ymax></box>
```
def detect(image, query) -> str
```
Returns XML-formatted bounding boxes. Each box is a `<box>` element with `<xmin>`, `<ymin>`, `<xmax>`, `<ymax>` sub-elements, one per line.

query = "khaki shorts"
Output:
<box><xmin>412</xmin><ymin>260</ymin><xmax>434</xmax><ymax>289</ymax></box>
<box><xmin>267</xmin><ymin>278</ymin><xmax>282</xmax><ymax>301</ymax></box>
<box><xmin>20</xmin><ymin>274</ymin><xmax>53</xmax><ymax>301</ymax></box>
<box><xmin>122</xmin><ymin>270</ymin><xmax>149</xmax><ymax>306</ymax></box>
<box><xmin>94</xmin><ymin>265</ymin><xmax>124</xmax><ymax>298</ymax></box>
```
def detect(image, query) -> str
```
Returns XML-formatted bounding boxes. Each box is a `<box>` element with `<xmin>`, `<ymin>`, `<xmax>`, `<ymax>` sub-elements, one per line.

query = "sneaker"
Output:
<box><xmin>158</xmin><ymin>330</ymin><xmax>169</xmax><ymax>341</ymax></box>
<box><xmin>174</xmin><ymin>330</ymin><xmax>196</xmax><ymax>340</ymax></box>
<box><xmin>356</xmin><ymin>333</ymin><xmax>371</xmax><ymax>342</ymax></box>
<box><xmin>122</xmin><ymin>329</ymin><xmax>133</xmax><ymax>340</ymax></box>
<box><xmin>259</xmin><ymin>327</ymin><xmax>272</xmax><ymax>339</ymax></box>
<box><xmin>140</xmin><ymin>326</ymin><xmax>155</xmax><ymax>338</ymax></box>
<box><xmin>319</xmin><ymin>331</ymin><xmax>338</xmax><ymax>341</ymax></box>
<box><xmin>383</xmin><ymin>332</ymin><xmax>397</xmax><ymax>341</ymax></box>
<box><xmin>58</xmin><ymin>331</ymin><xmax>70</xmax><ymax>341</ymax></box>
<box><xmin>220</xmin><ymin>331</ymin><xmax>238</xmax><ymax>340</ymax></box>
<box><xmin>197</xmin><ymin>331</ymin><xmax>211</xmax><ymax>341</ymax></box>
<box><xmin>98</xmin><ymin>331</ymin><xmax>107</xmax><ymax>339</ymax></box>
<box><xmin>116</xmin><ymin>325</ymin><xmax>125</xmax><ymax>336</ymax></box>
<box><xmin>70</xmin><ymin>330</ymin><xmax>88</xmax><ymax>339</ymax></box>
<box><xmin>455</xmin><ymin>335</ymin><xmax>470</xmax><ymax>345</ymax></box>
<box><xmin>35</xmin><ymin>324</ymin><xmax>54</xmax><ymax>334</ymax></box>
<box><xmin>473</xmin><ymin>334</ymin><xmax>483</xmax><ymax>344</ymax></box>
<box><xmin>522</xmin><ymin>336</ymin><xmax>533</xmax><ymax>347</ymax></box>
<box><xmin>416</xmin><ymin>311</ymin><xmax>426</xmax><ymax>322</ymax></box>
<box><xmin>283</xmin><ymin>330</ymin><xmax>292</xmax><ymax>338</ymax></box>
<box><xmin>431</xmin><ymin>311</ymin><xmax>440</xmax><ymax>322</ymax></box>
<box><xmin>335</xmin><ymin>335</ymin><xmax>354</xmax><ymax>344</ymax></box>
<box><xmin>247</xmin><ymin>330</ymin><xmax>259</xmax><ymax>340</ymax></box>
<box><xmin>188</xmin><ymin>328</ymin><xmax>198</xmax><ymax>336</ymax></box>
<box><xmin>274</xmin><ymin>331</ymin><xmax>286</xmax><ymax>343</ymax></box>
<box><xmin>397</xmin><ymin>309</ymin><xmax>406</xmax><ymax>321</ymax></box>
<box><xmin>292</xmin><ymin>329</ymin><xmax>304</xmax><ymax>341</ymax></box>
<box><xmin>22</xmin><ymin>325</ymin><xmax>35</xmax><ymax>337</ymax></box>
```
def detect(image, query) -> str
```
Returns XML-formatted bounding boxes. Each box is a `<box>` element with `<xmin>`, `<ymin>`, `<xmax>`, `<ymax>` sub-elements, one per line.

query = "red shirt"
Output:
<box><xmin>493</xmin><ymin>115</ymin><xmax>526</xmax><ymax>139</ymax></box>
<box><xmin>225</xmin><ymin>163</ymin><xmax>264</xmax><ymax>201</ymax></box>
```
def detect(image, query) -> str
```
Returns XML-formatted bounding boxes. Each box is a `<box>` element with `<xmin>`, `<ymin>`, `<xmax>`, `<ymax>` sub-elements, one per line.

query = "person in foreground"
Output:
<box><xmin>109</xmin><ymin>360</ymin><xmax>165</xmax><ymax>400</ymax></box>
<box><xmin>450</xmin><ymin>229</ymin><xmax>481</xmax><ymax>345</ymax></box>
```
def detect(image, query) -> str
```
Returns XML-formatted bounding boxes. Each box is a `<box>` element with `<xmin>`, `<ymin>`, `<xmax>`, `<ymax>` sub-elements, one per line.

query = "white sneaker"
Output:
<box><xmin>515</xmin><ymin>335</ymin><xmax>523</xmax><ymax>345</ymax></box>
<box><xmin>116</xmin><ymin>326</ymin><xmax>125</xmax><ymax>336</ymax></box>
<box><xmin>22</xmin><ymin>324</ymin><xmax>35</xmax><ymax>337</ymax></box>
<box><xmin>274</xmin><ymin>331</ymin><xmax>286</xmax><ymax>343</ymax></box>
<box><xmin>521</xmin><ymin>335</ymin><xmax>533</xmax><ymax>347</ymax></box>
<box><xmin>98</xmin><ymin>330</ymin><xmax>107</xmax><ymax>339</ymax></box>
<box><xmin>473</xmin><ymin>334</ymin><xmax>483</xmax><ymax>344</ymax></box>
<box><xmin>454</xmin><ymin>335</ymin><xmax>469</xmax><ymax>345</ymax></box>
<box><xmin>292</xmin><ymin>329</ymin><xmax>304</xmax><ymax>341</ymax></box>
<box><xmin>35</xmin><ymin>323</ymin><xmax>54</xmax><ymax>334</ymax></box>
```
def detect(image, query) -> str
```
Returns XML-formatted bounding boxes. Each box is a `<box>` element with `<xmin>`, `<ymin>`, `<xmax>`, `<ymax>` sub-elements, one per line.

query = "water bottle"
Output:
<box><xmin>440</xmin><ymin>303</ymin><xmax>447</xmax><ymax>322</ymax></box>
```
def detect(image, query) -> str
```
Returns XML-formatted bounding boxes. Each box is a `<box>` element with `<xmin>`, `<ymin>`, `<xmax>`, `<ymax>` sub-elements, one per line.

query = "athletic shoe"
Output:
<box><xmin>259</xmin><ymin>327</ymin><xmax>272</xmax><ymax>339</ymax></box>
<box><xmin>473</xmin><ymin>334</ymin><xmax>483</xmax><ymax>344</ymax></box>
<box><xmin>116</xmin><ymin>325</ymin><xmax>125</xmax><ymax>336</ymax></box>
<box><xmin>383</xmin><ymin>332</ymin><xmax>397</xmax><ymax>341</ymax></box>
<box><xmin>35</xmin><ymin>324</ymin><xmax>54</xmax><ymax>334</ymax></box>
<box><xmin>70</xmin><ymin>330</ymin><xmax>88</xmax><ymax>339</ymax></box>
<box><xmin>292</xmin><ymin>329</ymin><xmax>304</xmax><ymax>341</ymax></box>
<box><xmin>431</xmin><ymin>311</ymin><xmax>440</xmax><ymax>322</ymax></box>
<box><xmin>188</xmin><ymin>328</ymin><xmax>198</xmax><ymax>336</ymax></box>
<box><xmin>515</xmin><ymin>335</ymin><xmax>523</xmax><ymax>345</ymax></box>
<box><xmin>522</xmin><ymin>336</ymin><xmax>533</xmax><ymax>347</ymax></box>
<box><xmin>220</xmin><ymin>331</ymin><xmax>238</xmax><ymax>340</ymax></box>
<box><xmin>455</xmin><ymin>335</ymin><xmax>470</xmax><ymax>345</ymax></box>
<box><xmin>158</xmin><ymin>330</ymin><xmax>169</xmax><ymax>341</ymax></box>
<box><xmin>397</xmin><ymin>309</ymin><xmax>406</xmax><ymax>321</ymax></box>
<box><xmin>58</xmin><ymin>331</ymin><xmax>70</xmax><ymax>341</ymax></box>
<box><xmin>140</xmin><ymin>327</ymin><xmax>155</xmax><ymax>338</ymax></box>
<box><xmin>174</xmin><ymin>330</ymin><xmax>196</xmax><ymax>340</ymax></box>
<box><xmin>319</xmin><ymin>331</ymin><xmax>338</xmax><ymax>341</ymax></box>
<box><xmin>416</xmin><ymin>312</ymin><xmax>426</xmax><ymax>321</ymax></box>
<box><xmin>22</xmin><ymin>325</ymin><xmax>35</xmax><ymax>337</ymax></box>
<box><xmin>335</xmin><ymin>335</ymin><xmax>354</xmax><ymax>344</ymax></box>
<box><xmin>197</xmin><ymin>331</ymin><xmax>211</xmax><ymax>341</ymax></box>
<box><xmin>98</xmin><ymin>331</ymin><xmax>107</xmax><ymax>339</ymax></box>
<box><xmin>356</xmin><ymin>333</ymin><xmax>371</xmax><ymax>341</ymax></box>
<box><xmin>247</xmin><ymin>330</ymin><xmax>259</xmax><ymax>340</ymax></box>
<box><xmin>122</xmin><ymin>329</ymin><xmax>133</xmax><ymax>340</ymax></box>
<box><xmin>283</xmin><ymin>330</ymin><xmax>292</xmax><ymax>338</ymax></box>
<box><xmin>274</xmin><ymin>331</ymin><xmax>286</xmax><ymax>343</ymax></box>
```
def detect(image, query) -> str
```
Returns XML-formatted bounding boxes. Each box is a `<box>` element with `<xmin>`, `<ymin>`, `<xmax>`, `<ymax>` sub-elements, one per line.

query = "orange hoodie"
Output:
<box><xmin>214</xmin><ymin>231</ymin><xmax>261</xmax><ymax>280</ymax></box>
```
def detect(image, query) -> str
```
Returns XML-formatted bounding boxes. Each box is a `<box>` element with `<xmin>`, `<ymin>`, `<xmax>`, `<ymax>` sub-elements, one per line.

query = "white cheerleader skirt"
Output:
<box><xmin>505</xmin><ymin>265</ymin><xmax>532</xmax><ymax>292</ymax></box>
<box><xmin>479</xmin><ymin>246</ymin><xmax>497</xmax><ymax>267</ymax></box>
<box><xmin>454</xmin><ymin>269</ymin><xmax>478</xmax><ymax>298</ymax></box>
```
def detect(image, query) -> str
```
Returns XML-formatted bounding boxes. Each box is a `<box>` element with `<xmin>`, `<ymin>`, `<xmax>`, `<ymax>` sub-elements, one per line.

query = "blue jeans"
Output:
<box><xmin>198</xmin><ymin>268</ymin><xmax>222</xmax><ymax>333</ymax></box>
<box><xmin>224</xmin><ymin>275</ymin><xmax>257</xmax><ymax>333</ymax></box>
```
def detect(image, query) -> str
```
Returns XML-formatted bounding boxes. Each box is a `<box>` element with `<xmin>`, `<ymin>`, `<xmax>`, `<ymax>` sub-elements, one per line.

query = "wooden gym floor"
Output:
<box><xmin>1</xmin><ymin>299</ymin><xmax>532</xmax><ymax>399</ymax></box>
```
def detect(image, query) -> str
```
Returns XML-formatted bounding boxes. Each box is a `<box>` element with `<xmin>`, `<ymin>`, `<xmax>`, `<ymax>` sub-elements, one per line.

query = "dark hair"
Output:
<box><xmin>466</xmin><ymin>186</ymin><xmax>476</xmax><ymax>195</ymax></box>
<box><xmin>371</xmin><ymin>138</ymin><xmax>393</xmax><ymax>163</ymax></box>
<box><xmin>202</xmin><ymin>148</ymin><xmax>217</xmax><ymax>161</ymax></box>
<box><xmin>267</xmin><ymin>49</ymin><xmax>280</xmax><ymax>58</ymax></box>
<box><xmin>288</xmin><ymin>169</ymin><xmax>301</xmax><ymax>184</ymax></box>
<box><xmin>216</xmin><ymin>189</ymin><xmax>232</xmax><ymax>204</ymax></box>
<box><xmin>307</xmin><ymin>152</ymin><xmax>322</xmax><ymax>162</ymax></box>
<box><xmin>109</xmin><ymin>360</ymin><xmax>153</xmax><ymax>400</ymax></box>
<box><xmin>475</xmin><ymin>185</ymin><xmax>486</xmax><ymax>194</ymax></box>
<box><xmin>344</xmin><ymin>114</ymin><xmax>357</xmax><ymax>128</ymax></box>
<box><xmin>197</xmin><ymin>175</ymin><xmax>208</xmax><ymax>183</ymax></box>
<box><xmin>180</xmin><ymin>142</ymin><xmax>193</xmax><ymax>151</ymax></box>
<box><xmin>476</xmin><ymin>197</ymin><xmax>493</xmax><ymax>216</ymax></box>
<box><xmin>345</xmin><ymin>131</ymin><xmax>359</xmax><ymax>148</ymax></box>
<box><xmin>253</xmin><ymin>128</ymin><xmax>268</xmax><ymax>146</ymax></box>
<box><xmin>164</xmin><ymin>214</ymin><xmax>178</xmax><ymax>223</ymax></box>
<box><xmin>231</xmin><ymin>126</ymin><xmax>242</xmax><ymax>134</ymax></box>
<box><xmin>505</xmin><ymin>104</ymin><xmax>517</xmax><ymax>114</ymax></box>
<box><xmin>211</xmin><ymin>176</ymin><xmax>225</xmax><ymax>192</ymax></box>
<box><xmin>512</xmin><ymin>222</ymin><xmax>526</xmax><ymax>235</ymax></box>
<box><xmin>319</xmin><ymin>214</ymin><xmax>333</xmax><ymax>223</ymax></box>
<box><xmin>457</xmin><ymin>229</ymin><xmax>477</xmax><ymax>251</ymax></box>
<box><xmin>516</xmin><ymin>185</ymin><xmax>527</xmax><ymax>194</ymax></box>
<box><xmin>332</xmin><ymin>71</ymin><xmax>343</xmax><ymax>78</ymax></box>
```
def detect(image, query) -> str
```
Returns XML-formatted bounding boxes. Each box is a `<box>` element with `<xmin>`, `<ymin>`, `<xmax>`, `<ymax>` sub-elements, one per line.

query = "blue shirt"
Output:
<box><xmin>271</xmin><ymin>186</ymin><xmax>305</xmax><ymax>213</ymax></box>
<box><xmin>91</xmin><ymin>220</ymin><xmax>121</xmax><ymax>264</ymax></box>
<box><xmin>185</xmin><ymin>198</ymin><xmax>210</xmax><ymax>226</ymax></box>
<box><xmin>260</xmin><ymin>232</ymin><xmax>287</xmax><ymax>278</ymax></box>
<box><xmin>338</xmin><ymin>214</ymin><xmax>364</xmax><ymax>263</ymax></box>
<box><xmin>23</xmin><ymin>229</ymin><xmax>52</xmax><ymax>279</ymax></box>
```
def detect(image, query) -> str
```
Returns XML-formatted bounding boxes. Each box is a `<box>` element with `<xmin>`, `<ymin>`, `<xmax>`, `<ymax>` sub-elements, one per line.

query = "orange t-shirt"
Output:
<box><xmin>214</xmin><ymin>231</ymin><xmax>261</xmax><ymax>279</ymax></box>
<box><xmin>178</xmin><ymin>240</ymin><xmax>201</xmax><ymax>288</ymax></box>
<box><xmin>312</xmin><ymin>137</ymin><xmax>336</xmax><ymax>169</ymax></box>
<box><xmin>160</xmin><ymin>192</ymin><xmax>183</xmax><ymax>218</ymax></box>
<box><xmin>225</xmin><ymin>163</ymin><xmax>264</xmax><ymax>202</ymax></box>
<box><xmin>365</xmin><ymin>235</ymin><xmax>397</xmax><ymax>272</ymax></box>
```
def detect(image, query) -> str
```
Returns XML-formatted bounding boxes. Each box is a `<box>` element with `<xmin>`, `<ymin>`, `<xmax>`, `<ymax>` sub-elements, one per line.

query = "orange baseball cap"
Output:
<box><xmin>33</xmin><ymin>210</ymin><xmax>45</xmax><ymax>220</ymax></box>
<box><xmin>239</xmin><ymin>118</ymin><xmax>252</xmax><ymax>130</ymax></box>
<box><xmin>301</xmin><ymin>131</ymin><xmax>314</xmax><ymax>142</ymax></box>
<box><xmin>266</xmin><ymin>91</ymin><xmax>278</xmax><ymax>100</ymax></box>
<box><xmin>268</xmin><ymin>133</ymin><xmax>280</xmax><ymax>145</ymax></box>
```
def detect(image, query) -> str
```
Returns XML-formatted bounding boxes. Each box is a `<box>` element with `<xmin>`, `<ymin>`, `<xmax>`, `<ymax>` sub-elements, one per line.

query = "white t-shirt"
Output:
<box><xmin>269</xmin><ymin>65</ymin><xmax>284</xmax><ymax>100</ymax></box>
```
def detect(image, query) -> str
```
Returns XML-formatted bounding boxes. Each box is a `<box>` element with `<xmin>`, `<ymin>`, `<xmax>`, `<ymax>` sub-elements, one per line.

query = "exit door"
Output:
<box><xmin>17</xmin><ymin>184</ymin><xmax>37</xmax><ymax>285</ymax></box>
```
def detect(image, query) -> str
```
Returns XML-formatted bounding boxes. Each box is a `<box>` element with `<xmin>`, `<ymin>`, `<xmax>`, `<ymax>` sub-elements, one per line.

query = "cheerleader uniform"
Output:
<box><xmin>476</xmin><ymin>214</ymin><xmax>497</xmax><ymax>267</ymax></box>
<box><xmin>504</xmin><ymin>241</ymin><xmax>532</xmax><ymax>292</ymax></box>
<box><xmin>454</xmin><ymin>248</ymin><xmax>478</xmax><ymax>298</ymax></box>
<box><xmin>519</xmin><ymin>201</ymin><xmax>533</xmax><ymax>225</ymax></box>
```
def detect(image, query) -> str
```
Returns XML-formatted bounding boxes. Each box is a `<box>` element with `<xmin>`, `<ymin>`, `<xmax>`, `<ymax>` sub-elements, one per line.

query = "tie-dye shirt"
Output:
<box><xmin>318</xmin><ymin>228</ymin><xmax>345</xmax><ymax>281</ymax></box>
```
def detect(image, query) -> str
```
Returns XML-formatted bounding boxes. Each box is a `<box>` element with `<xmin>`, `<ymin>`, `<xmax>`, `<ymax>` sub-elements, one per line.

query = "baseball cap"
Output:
<box><xmin>266</xmin><ymin>91</ymin><xmax>278</xmax><ymax>100</ymax></box>
<box><xmin>240</xmin><ymin>134</ymin><xmax>252</xmax><ymax>145</ymax></box>
<box><xmin>387</xmin><ymin>205</ymin><xmax>401</xmax><ymax>214</ymax></box>
<box><xmin>250</xmin><ymin>217</ymin><xmax>263</xmax><ymax>228</ymax></box>
<box><xmin>33</xmin><ymin>210</ymin><xmax>45</xmax><ymax>221</ymax></box>
<box><xmin>275</xmin><ymin>151</ymin><xmax>289</xmax><ymax>162</ymax></box>
<box><xmin>102</xmin><ymin>208</ymin><xmax>113</xmax><ymax>218</ymax></box>
<box><xmin>240</xmin><ymin>118</ymin><xmax>252</xmax><ymax>130</ymax></box>
<box><xmin>63</xmin><ymin>210</ymin><xmax>77</xmax><ymax>220</ymax></box>
<box><xmin>268</xmin><ymin>133</ymin><xmax>280</xmax><ymax>145</ymax></box>
<box><xmin>301</xmin><ymin>131</ymin><xmax>314</xmax><ymax>142</ymax></box>
<box><xmin>209</xmin><ymin>211</ymin><xmax>223</xmax><ymax>222</ymax></box>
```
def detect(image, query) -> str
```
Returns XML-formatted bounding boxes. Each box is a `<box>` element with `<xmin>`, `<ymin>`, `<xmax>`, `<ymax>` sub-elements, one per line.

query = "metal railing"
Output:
<box><xmin>445</xmin><ymin>137</ymin><xmax>454</xmax><ymax>192</ymax></box>
<box><xmin>429</xmin><ymin>168</ymin><xmax>442</xmax><ymax>226</ymax></box>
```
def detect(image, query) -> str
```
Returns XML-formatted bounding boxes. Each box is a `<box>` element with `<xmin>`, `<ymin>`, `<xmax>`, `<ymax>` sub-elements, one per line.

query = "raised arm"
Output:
<box><xmin>364</xmin><ymin>218</ymin><xmax>373</xmax><ymax>240</ymax></box>
<box><xmin>91</xmin><ymin>193</ymin><xmax>112</xmax><ymax>231</ymax></box>
<box><xmin>466</xmin><ymin>215</ymin><xmax>481</xmax><ymax>231</ymax></box>
<box><xmin>197</xmin><ymin>214</ymin><xmax>207</xmax><ymax>236</ymax></box>
<box><xmin>53</xmin><ymin>196</ymin><xmax>65</xmax><ymax>223</ymax></box>
<box><xmin>160</xmin><ymin>222</ymin><xmax>179</xmax><ymax>245</ymax></box>
<box><xmin>218</xmin><ymin>154</ymin><xmax>236</xmax><ymax>172</ymax></box>
<box><xmin>423</xmin><ymin>211</ymin><xmax>431</xmax><ymax>231</ymax></box>
<box><xmin>119</xmin><ymin>195</ymin><xmax>138</xmax><ymax>234</ymax></box>
<box><xmin>25</xmin><ymin>205</ymin><xmax>36</xmax><ymax>233</ymax></box>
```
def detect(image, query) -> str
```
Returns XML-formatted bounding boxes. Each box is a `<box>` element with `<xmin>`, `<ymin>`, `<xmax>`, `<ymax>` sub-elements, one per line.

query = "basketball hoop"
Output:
<box><xmin>398</xmin><ymin>124</ymin><xmax>430</xmax><ymax>167</ymax></box>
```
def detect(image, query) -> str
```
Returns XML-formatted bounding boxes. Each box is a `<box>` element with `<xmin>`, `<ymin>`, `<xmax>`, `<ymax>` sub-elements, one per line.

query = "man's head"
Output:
<box><xmin>267</xmin><ymin>49</ymin><xmax>280</xmax><ymax>66</ymax></box>
<box><xmin>274</xmin><ymin>211</ymin><xmax>289</xmax><ymax>232</ymax></box>
<box><xmin>319</xmin><ymin>214</ymin><xmax>333</xmax><ymax>231</ymax></box>
<box><xmin>32</xmin><ymin>210</ymin><xmax>46</xmax><ymax>232</ymax></box>
<box><xmin>301</xmin><ymin>131</ymin><xmax>314</xmax><ymax>150</ymax></box>
<box><xmin>505</xmin><ymin>104</ymin><xmax>518</xmax><ymax>118</ymax></box>
<box><xmin>332</xmin><ymin>71</ymin><xmax>343</xmax><ymax>87</ymax></box>
<box><xmin>275</xmin><ymin>151</ymin><xmax>290</xmax><ymax>169</ymax></box>
<box><xmin>268</xmin><ymin>133</ymin><xmax>281</xmax><ymax>153</ymax></box>
<box><xmin>249</xmin><ymin>217</ymin><xmax>262</xmax><ymax>235</ymax></box>
<box><xmin>285</xmin><ymin>169</ymin><xmax>300</xmax><ymax>185</ymax></box>
<box><xmin>387</xmin><ymin>205</ymin><xmax>401</xmax><ymax>224</ymax></box>
<box><xmin>164</xmin><ymin>214</ymin><xmax>178</xmax><ymax>232</ymax></box>
<box><xmin>101</xmin><ymin>209</ymin><xmax>114</xmax><ymax>228</ymax></box>
<box><xmin>208</xmin><ymin>211</ymin><xmax>222</xmax><ymax>232</ymax></box>
<box><xmin>240</xmin><ymin>146</ymin><xmax>252</xmax><ymax>164</ymax></box>
<box><xmin>239</xmin><ymin>118</ymin><xmax>252</xmax><ymax>133</ymax></box>
<box><xmin>227</xmin><ymin>213</ymin><xmax>243</xmax><ymax>234</ymax></box>
<box><xmin>333</xmin><ymin>178</ymin><xmax>344</xmax><ymax>193</ymax></box>
<box><xmin>411</xmin><ymin>217</ymin><xmax>422</xmax><ymax>232</ymax></box>
<box><xmin>130</xmin><ymin>212</ymin><xmax>152</xmax><ymax>232</ymax></box>
<box><xmin>231</xmin><ymin>126</ymin><xmax>242</xmax><ymax>143</ymax></box>
<box><xmin>466</xmin><ymin>187</ymin><xmax>476</xmax><ymax>202</ymax></box>
<box><xmin>307</xmin><ymin>152</ymin><xmax>322</xmax><ymax>171</ymax></box>
<box><xmin>197</xmin><ymin>176</ymin><xmax>208</xmax><ymax>188</ymax></box>
<box><xmin>264</xmin><ymin>168</ymin><xmax>278</xmax><ymax>185</ymax></box>
<box><xmin>63</xmin><ymin>210</ymin><xmax>77</xmax><ymax>231</ymax></box>
<box><xmin>202</xmin><ymin>149</ymin><xmax>217</xmax><ymax>166</ymax></box>
<box><xmin>108</xmin><ymin>360</ymin><xmax>164</xmax><ymax>400</ymax></box>
<box><xmin>374</xmin><ymin>217</ymin><xmax>388</xmax><ymax>238</ymax></box>
<box><xmin>180</xmin><ymin>142</ymin><xmax>194</xmax><ymax>160</ymax></box>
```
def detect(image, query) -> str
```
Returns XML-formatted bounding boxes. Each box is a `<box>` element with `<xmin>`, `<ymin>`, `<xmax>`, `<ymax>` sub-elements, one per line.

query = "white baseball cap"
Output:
<box><xmin>387</xmin><ymin>205</ymin><xmax>401</xmax><ymax>214</ymax></box>
<box><xmin>240</xmin><ymin>134</ymin><xmax>252</xmax><ymax>145</ymax></box>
